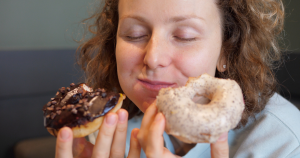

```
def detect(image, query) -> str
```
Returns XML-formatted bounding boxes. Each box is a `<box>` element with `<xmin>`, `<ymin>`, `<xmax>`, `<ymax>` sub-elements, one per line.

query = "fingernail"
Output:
<box><xmin>60</xmin><ymin>128</ymin><xmax>70</xmax><ymax>140</ymax></box>
<box><xmin>155</xmin><ymin>113</ymin><xmax>162</xmax><ymax>122</ymax></box>
<box><xmin>106</xmin><ymin>114</ymin><xmax>117</xmax><ymax>125</ymax></box>
<box><xmin>118</xmin><ymin>110</ymin><xmax>127</xmax><ymax>123</ymax></box>
<box><xmin>218</xmin><ymin>132</ymin><xmax>228</xmax><ymax>142</ymax></box>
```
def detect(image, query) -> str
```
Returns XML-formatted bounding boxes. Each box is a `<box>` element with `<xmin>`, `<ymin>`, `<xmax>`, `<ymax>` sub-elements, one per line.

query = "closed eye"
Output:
<box><xmin>174</xmin><ymin>36</ymin><xmax>197</xmax><ymax>42</ymax></box>
<box><xmin>126</xmin><ymin>35</ymin><xmax>148</xmax><ymax>41</ymax></box>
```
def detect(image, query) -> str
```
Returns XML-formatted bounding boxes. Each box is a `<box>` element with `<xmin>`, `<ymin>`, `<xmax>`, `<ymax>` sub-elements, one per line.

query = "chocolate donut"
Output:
<box><xmin>42</xmin><ymin>83</ymin><xmax>126</xmax><ymax>138</ymax></box>
<box><xmin>156</xmin><ymin>74</ymin><xmax>245</xmax><ymax>143</ymax></box>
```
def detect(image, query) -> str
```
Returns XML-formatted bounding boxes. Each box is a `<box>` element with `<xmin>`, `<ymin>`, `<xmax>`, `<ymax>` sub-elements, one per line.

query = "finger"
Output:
<box><xmin>145</xmin><ymin>112</ymin><xmax>165</xmax><ymax>158</ymax></box>
<box><xmin>55</xmin><ymin>127</ymin><xmax>73</xmax><ymax>158</ymax></box>
<box><xmin>139</xmin><ymin>102</ymin><xmax>157</xmax><ymax>131</ymax></box>
<box><xmin>127</xmin><ymin>128</ymin><xmax>141</xmax><ymax>158</ymax></box>
<box><xmin>92</xmin><ymin>113</ymin><xmax>118</xmax><ymax>158</ymax></box>
<box><xmin>73</xmin><ymin>137</ymin><xmax>93</xmax><ymax>158</ymax></box>
<box><xmin>110</xmin><ymin>109</ymin><xmax>129</xmax><ymax>158</ymax></box>
<box><xmin>211</xmin><ymin>132</ymin><xmax>229</xmax><ymax>158</ymax></box>
<box><xmin>137</xmin><ymin>102</ymin><xmax>157</xmax><ymax>150</ymax></box>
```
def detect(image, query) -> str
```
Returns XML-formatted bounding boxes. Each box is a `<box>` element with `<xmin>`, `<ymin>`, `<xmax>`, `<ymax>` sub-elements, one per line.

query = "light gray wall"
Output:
<box><xmin>0</xmin><ymin>0</ymin><xmax>299</xmax><ymax>51</ymax></box>
<box><xmin>0</xmin><ymin>0</ymin><xmax>95</xmax><ymax>50</ymax></box>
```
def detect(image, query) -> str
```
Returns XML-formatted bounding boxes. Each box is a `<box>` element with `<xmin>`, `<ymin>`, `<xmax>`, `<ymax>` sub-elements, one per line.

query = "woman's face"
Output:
<box><xmin>116</xmin><ymin>0</ymin><xmax>223</xmax><ymax>112</ymax></box>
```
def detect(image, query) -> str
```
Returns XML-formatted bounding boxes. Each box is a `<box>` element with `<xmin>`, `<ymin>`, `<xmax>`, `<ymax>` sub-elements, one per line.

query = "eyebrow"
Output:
<box><xmin>119</xmin><ymin>14</ymin><xmax>206</xmax><ymax>24</ymax></box>
<box><xmin>120</xmin><ymin>15</ymin><xmax>148</xmax><ymax>23</ymax></box>
<box><xmin>169</xmin><ymin>15</ymin><xmax>206</xmax><ymax>23</ymax></box>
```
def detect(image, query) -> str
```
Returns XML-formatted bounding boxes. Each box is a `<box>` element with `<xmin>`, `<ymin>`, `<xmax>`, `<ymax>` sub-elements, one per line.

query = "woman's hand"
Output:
<box><xmin>136</xmin><ymin>103</ymin><xmax>179</xmax><ymax>158</ymax></box>
<box><xmin>54</xmin><ymin>108</ymin><xmax>141</xmax><ymax>158</ymax></box>
<box><xmin>135</xmin><ymin>102</ymin><xmax>229</xmax><ymax>158</ymax></box>
<box><xmin>210</xmin><ymin>132</ymin><xmax>229</xmax><ymax>158</ymax></box>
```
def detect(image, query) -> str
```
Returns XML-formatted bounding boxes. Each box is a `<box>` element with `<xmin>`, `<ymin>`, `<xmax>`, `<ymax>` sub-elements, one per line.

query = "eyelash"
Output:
<box><xmin>125</xmin><ymin>35</ymin><xmax>197</xmax><ymax>42</ymax></box>
<box><xmin>126</xmin><ymin>35</ymin><xmax>147</xmax><ymax>41</ymax></box>
<box><xmin>174</xmin><ymin>36</ymin><xmax>197</xmax><ymax>42</ymax></box>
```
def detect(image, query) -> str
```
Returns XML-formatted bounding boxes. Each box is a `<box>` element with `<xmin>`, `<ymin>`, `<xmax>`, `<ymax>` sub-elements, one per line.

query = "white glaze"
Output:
<box><xmin>156</xmin><ymin>73</ymin><xmax>245</xmax><ymax>143</ymax></box>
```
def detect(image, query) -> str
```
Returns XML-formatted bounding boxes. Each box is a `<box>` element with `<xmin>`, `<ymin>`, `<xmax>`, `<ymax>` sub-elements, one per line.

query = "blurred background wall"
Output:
<box><xmin>0</xmin><ymin>0</ymin><xmax>93</xmax><ymax>157</ymax></box>
<box><xmin>0</xmin><ymin>0</ymin><xmax>299</xmax><ymax>158</ymax></box>
<box><xmin>284</xmin><ymin>0</ymin><xmax>300</xmax><ymax>51</ymax></box>
<box><xmin>0</xmin><ymin>0</ymin><xmax>94</xmax><ymax>50</ymax></box>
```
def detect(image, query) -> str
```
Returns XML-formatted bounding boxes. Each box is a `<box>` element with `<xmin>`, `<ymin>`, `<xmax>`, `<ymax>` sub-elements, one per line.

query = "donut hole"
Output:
<box><xmin>192</xmin><ymin>94</ymin><xmax>211</xmax><ymax>105</ymax></box>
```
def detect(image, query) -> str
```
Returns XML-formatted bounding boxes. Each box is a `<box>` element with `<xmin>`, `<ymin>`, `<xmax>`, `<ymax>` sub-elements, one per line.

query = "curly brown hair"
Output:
<box><xmin>77</xmin><ymin>0</ymin><xmax>285</xmax><ymax>127</ymax></box>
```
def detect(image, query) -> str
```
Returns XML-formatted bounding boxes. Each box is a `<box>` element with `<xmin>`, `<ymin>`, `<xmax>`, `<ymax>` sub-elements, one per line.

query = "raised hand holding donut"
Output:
<box><xmin>210</xmin><ymin>133</ymin><xmax>229</xmax><ymax>158</ymax></box>
<box><xmin>55</xmin><ymin>109</ymin><xmax>142</xmax><ymax>158</ymax></box>
<box><xmin>136</xmin><ymin>103</ymin><xmax>180</xmax><ymax>158</ymax></box>
<box><xmin>135</xmin><ymin>102</ymin><xmax>229</xmax><ymax>158</ymax></box>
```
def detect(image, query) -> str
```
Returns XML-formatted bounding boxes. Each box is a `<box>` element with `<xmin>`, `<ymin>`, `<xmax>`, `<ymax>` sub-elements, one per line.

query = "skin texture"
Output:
<box><xmin>116</xmin><ymin>0</ymin><xmax>225</xmax><ymax>112</ymax></box>
<box><xmin>55</xmin><ymin>0</ymin><xmax>229</xmax><ymax>157</ymax></box>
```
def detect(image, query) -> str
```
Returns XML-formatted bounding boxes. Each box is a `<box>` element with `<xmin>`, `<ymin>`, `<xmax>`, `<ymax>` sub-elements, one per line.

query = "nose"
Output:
<box><xmin>143</xmin><ymin>34</ymin><xmax>171</xmax><ymax>70</ymax></box>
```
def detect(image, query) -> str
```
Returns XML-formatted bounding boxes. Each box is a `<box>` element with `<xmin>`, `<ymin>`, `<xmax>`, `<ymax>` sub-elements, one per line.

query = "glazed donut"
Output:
<box><xmin>42</xmin><ymin>83</ymin><xmax>126</xmax><ymax>138</ymax></box>
<box><xmin>156</xmin><ymin>73</ymin><xmax>245</xmax><ymax>143</ymax></box>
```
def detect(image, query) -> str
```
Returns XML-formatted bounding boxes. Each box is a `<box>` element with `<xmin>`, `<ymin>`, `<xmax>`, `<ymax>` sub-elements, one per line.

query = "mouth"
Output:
<box><xmin>138</xmin><ymin>79</ymin><xmax>176</xmax><ymax>92</ymax></box>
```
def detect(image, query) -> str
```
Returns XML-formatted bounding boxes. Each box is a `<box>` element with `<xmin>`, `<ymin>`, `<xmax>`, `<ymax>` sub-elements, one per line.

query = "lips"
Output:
<box><xmin>138</xmin><ymin>79</ymin><xmax>176</xmax><ymax>92</ymax></box>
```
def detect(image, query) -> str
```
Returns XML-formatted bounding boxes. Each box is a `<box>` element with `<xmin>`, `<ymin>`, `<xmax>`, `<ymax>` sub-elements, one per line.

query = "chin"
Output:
<box><xmin>132</xmin><ymin>95</ymin><xmax>157</xmax><ymax>113</ymax></box>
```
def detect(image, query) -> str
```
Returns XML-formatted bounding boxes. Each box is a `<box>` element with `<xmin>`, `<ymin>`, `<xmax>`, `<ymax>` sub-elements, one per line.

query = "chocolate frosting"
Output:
<box><xmin>42</xmin><ymin>83</ymin><xmax>120</xmax><ymax>130</ymax></box>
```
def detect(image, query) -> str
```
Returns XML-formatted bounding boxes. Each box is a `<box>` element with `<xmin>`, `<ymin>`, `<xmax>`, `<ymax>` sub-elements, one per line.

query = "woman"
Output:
<box><xmin>55</xmin><ymin>0</ymin><xmax>300</xmax><ymax>157</ymax></box>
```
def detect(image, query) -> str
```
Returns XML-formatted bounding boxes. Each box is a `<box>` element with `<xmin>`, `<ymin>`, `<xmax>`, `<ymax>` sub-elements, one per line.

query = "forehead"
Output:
<box><xmin>118</xmin><ymin>0</ymin><xmax>220</xmax><ymax>23</ymax></box>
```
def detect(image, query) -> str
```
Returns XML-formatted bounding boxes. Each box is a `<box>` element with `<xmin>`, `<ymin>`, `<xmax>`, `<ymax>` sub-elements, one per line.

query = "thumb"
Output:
<box><xmin>55</xmin><ymin>127</ymin><xmax>73</xmax><ymax>158</ymax></box>
<box><xmin>210</xmin><ymin>132</ymin><xmax>229</xmax><ymax>158</ymax></box>
<box><xmin>127</xmin><ymin>128</ymin><xmax>141</xmax><ymax>158</ymax></box>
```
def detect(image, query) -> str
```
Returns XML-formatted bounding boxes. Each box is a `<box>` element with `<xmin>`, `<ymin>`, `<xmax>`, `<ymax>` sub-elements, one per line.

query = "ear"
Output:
<box><xmin>217</xmin><ymin>50</ymin><xmax>227</xmax><ymax>73</ymax></box>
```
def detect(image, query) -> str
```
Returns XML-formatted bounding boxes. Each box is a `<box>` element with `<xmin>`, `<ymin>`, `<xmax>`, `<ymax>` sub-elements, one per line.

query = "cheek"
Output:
<box><xmin>116</xmin><ymin>41</ymin><xmax>133</xmax><ymax>92</ymax></box>
<box><xmin>116</xmin><ymin>44</ymin><xmax>130</xmax><ymax>73</ymax></box>
<box><xmin>115</xmin><ymin>39</ymin><xmax>144</xmax><ymax>94</ymax></box>
<box><xmin>116</xmin><ymin>41</ymin><xmax>141</xmax><ymax>76</ymax></box>
<box><xmin>174</xmin><ymin>50</ymin><xmax>220</xmax><ymax>78</ymax></box>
